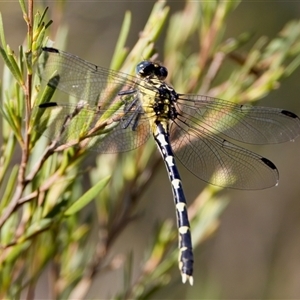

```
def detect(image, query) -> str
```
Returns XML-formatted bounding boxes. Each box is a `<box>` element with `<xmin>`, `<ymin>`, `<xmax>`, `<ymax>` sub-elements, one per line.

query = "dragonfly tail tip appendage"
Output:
<box><xmin>181</xmin><ymin>273</ymin><xmax>194</xmax><ymax>286</ymax></box>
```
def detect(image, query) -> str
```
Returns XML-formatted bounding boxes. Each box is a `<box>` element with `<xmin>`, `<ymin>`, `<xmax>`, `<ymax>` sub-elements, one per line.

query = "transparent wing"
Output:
<box><xmin>33</xmin><ymin>101</ymin><xmax>151</xmax><ymax>153</ymax></box>
<box><xmin>36</xmin><ymin>48</ymin><xmax>300</xmax><ymax>189</ymax></box>
<box><xmin>177</xmin><ymin>94</ymin><xmax>300</xmax><ymax>144</ymax></box>
<box><xmin>170</xmin><ymin>120</ymin><xmax>279</xmax><ymax>190</ymax></box>
<box><xmin>40</xmin><ymin>47</ymin><xmax>139</xmax><ymax>109</ymax></box>
<box><xmin>35</xmin><ymin>48</ymin><xmax>153</xmax><ymax>152</ymax></box>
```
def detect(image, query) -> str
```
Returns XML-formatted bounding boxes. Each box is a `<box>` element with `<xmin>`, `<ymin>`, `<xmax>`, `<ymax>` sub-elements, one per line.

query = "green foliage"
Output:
<box><xmin>1</xmin><ymin>0</ymin><xmax>300</xmax><ymax>299</ymax></box>
<box><xmin>64</xmin><ymin>176</ymin><xmax>110</xmax><ymax>216</ymax></box>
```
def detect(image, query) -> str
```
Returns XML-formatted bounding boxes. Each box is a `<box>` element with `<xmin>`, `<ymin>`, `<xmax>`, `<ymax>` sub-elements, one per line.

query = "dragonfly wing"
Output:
<box><xmin>36</xmin><ymin>48</ymin><xmax>152</xmax><ymax>152</ymax></box>
<box><xmin>33</xmin><ymin>102</ymin><xmax>151</xmax><ymax>153</ymax></box>
<box><xmin>170</xmin><ymin>120</ymin><xmax>279</xmax><ymax>190</ymax></box>
<box><xmin>177</xmin><ymin>94</ymin><xmax>300</xmax><ymax>144</ymax></box>
<box><xmin>95</xmin><ymin>115</ymin><xmax>151</xmax><ymax>153</ymax></box>
<box><xmin>40</xmin><ymin>47</ymin><xmax>137</xmax><ymax>108</ymax></box>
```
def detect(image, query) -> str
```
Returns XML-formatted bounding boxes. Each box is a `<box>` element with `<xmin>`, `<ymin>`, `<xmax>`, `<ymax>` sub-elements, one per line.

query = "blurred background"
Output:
<box><xmin>1</xmin><ymin>1</ymin><xmax>300</xmax><ymax>299</ymax></box>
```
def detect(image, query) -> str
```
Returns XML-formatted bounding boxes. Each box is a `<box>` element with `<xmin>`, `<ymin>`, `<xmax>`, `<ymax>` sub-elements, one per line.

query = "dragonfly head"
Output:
<box><xmin>136</xmin><ymin>61</ymin><xmax>168</xmax><ymax>80</ymax></box>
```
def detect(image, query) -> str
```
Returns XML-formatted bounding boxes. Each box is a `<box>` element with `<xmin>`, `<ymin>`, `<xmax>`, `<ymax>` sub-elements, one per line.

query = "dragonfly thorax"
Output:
<box><xmin>136</xmin><ymin>61</ymin><xmax>179</xmax><ymax>121</ymax></box>
<box><xmin>152</xmin><ymin>84</ymin><xmax>179</xmax><ymax>121</ymax></box>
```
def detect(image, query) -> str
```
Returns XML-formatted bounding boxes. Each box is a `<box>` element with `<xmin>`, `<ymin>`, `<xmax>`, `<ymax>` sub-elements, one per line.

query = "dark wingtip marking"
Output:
<box><xmin>281</xmin><ymin>110</ymin><xmax>299</xmax><ymax>119</ymax></box>
<box><xmin>39</xmin><ymin>102</ymin><xmax>58</xmax><ymax>108</ymax></box>
<box><xmin>42</xmin><ymin>47</ymin><xmax>59</xmax><ymax>53</ymax></box>
<box><xmin>261</xmin><ymin>157</ymin><xmax>277</xmax><ymax>170</ymax></box>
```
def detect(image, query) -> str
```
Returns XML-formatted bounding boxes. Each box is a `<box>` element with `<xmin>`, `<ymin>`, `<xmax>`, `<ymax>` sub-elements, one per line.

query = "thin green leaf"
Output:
<box><xmin>121</xmin><ymin>0</ymin><xmax>169</xmax><ymax>73</ymax></box>
<box><xmin>3</xmin><ymin>101</ymin><xmax>23</xmax><ymax>144</ymax></box>
<box><xmin>110</xmin><ymin>11</ymin><xmax>131</xmax><ymax>70</ymax></box>
<box><xmin>38</xmin><ymin>7</ymin><xmax>49</xmax><ymax>28</ymax></box>
<box><xmin>25</xmin><ymin>50</ymin><xmax>32</xmax><ymax>75</ymax></box>
<box><xmin>0</xmin><ymin>46</ymin><xmax>24</xmax><ymax>86</ymax></box>
<box><xmin>285</xmin><ymin>53</ymin><xmax>300</xmax><ymax>77</ymax></box>
<box><xmin>0</xmin><ymin>160</ymin><xmax>18</xmax><ymax>206</ymax></box>
<box><xmin>7</xmin><ymin>46</ymin><xmax>24</xmax><ymax>84</ymax></box>
<box><xmin>3</xmin><ymin>241</ymin><xmax>31</xmax><ymax>264</ymax></box>
<box><xmin>0</xmin><ymin>12</ymin><xmax>7</xmax><ymax>48</ymax></box>
<box><xmin>33</xmin><ymin>9</ymin><xmax>41</xmax><ymax>33</ymax></box>
<box><xmin>19</xmin><ymin>218</ymin><xmax>52</xmax><ymax>242</ymax></box>
<box><xmin>1</xmin><ymin>103</ymin><xmax>17</xmax><ymax>137</ymax></box>
<box><xmin>19</xmin><ymin>45</ymin><xmax>24</xmax><ymax>76</ymax></box>
<box><xmin>33</xmin><ymin>25</ymin><xmax>46</xmax><ymax>53</ymax></box>
<box><xmin>18</xmin><ymin>0</ymin><xmax>26</xmax><ymax>16</ymax></box>
<box><xmin>64</xmin><ymin>176</ymin><xmax>111</xmax><ymax>216</ymax></box>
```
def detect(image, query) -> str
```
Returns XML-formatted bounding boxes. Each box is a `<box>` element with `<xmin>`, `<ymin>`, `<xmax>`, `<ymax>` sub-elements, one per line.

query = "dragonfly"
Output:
<box><xmin>35</xmin><ymin>47</ymin><xmax>300</xmax><ymax>285</ymax></box>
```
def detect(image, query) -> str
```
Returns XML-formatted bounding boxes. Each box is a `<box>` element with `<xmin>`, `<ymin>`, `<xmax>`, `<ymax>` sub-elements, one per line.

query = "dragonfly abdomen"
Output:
<box><xmin>153</xmin><ymin>121</ymin><xmax>194</xmax><ymax>285</ymax></box>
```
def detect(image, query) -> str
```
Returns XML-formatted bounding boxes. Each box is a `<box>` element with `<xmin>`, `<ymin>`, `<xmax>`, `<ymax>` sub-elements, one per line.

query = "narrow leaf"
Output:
<box><xmin>64</xmin><ymin>176</ymin><xmax>111</xmax><ymax>216</ymax></box>
<box><xmin>18</xmin><ymin>0</ymin><xmax>26</xmax><ymax>16</ymax></box>
<box><xmin>18</xmin><ymin>218</ymin><xmax>52</xmax><ymax>243</ymax></box>
<box><xmin>0</xmin><ymin>163</ymin><xmax>18</xmax><ymax>208</ymax></box>
<box><xmin>0</xmin><ymin>46</ymin><xmax>24</xmax><ymax>86</ymax></box>
<box><xmin>110</xmin><ymin>11</ymin><xmax>131</xmax><ymax>70</ymax></box>
<box><xmin>0</xmin><ymin>12</ymin><xmax>7</xmax><ymax>48</ymax></box>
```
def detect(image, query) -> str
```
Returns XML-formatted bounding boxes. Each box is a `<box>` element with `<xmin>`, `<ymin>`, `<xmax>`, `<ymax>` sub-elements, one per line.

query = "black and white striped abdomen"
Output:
<box><xmin>153</xmin><ymin>121</ymin><xmax>194</xmax><ymax>285</ymax></box>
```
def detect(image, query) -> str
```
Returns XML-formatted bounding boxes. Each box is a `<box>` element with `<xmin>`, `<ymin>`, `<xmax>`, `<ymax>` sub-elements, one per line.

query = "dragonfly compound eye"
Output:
<box><xmin>156</xmin><ymin>65</ymin><xmax>168</xmax><ymax>80</ymax></box>
<box><xmin>136</xmin><ymin>61</ymin><xmax>154</xmax><ymax>77</ymax></box>
<box><xmin>136</xmin><ymin>61</ymin><xmax>168</xmax><ymax>80</ymax></box>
